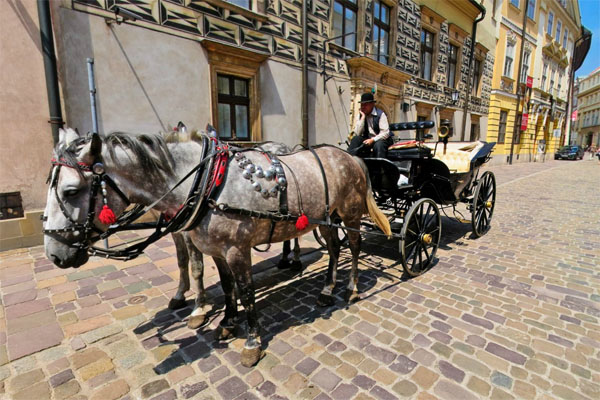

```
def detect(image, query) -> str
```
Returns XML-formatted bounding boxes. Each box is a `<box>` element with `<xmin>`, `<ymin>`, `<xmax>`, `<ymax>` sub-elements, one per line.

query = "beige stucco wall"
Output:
<box><xmin>260</xmin><ymin>61</ymin><xmax>352</xmax><ymax>147</ymax></box>
<box><xmin>0</xmin><ymin>0</ymin><xmax>55</xmax><ymax>211</ymax></box>
<box><xmin>51</xmin><ymin>5</ymin><xmax>212</xmax><ymax>135</ymax></box>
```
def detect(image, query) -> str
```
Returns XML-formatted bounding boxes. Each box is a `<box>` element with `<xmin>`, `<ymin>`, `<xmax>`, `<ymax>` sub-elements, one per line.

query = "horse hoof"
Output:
<box><xmin>316</xmin><ymin>293</ymin><xmax>335</xmax><ymax>307</ymax></box>
<box><xmin>345</xmin><ymin>290</ymin><xmax>360</xmax><ymax>303</ymax></box>
<box><xmin>290</xmin><ymin>260</ymin><xmax>303</xmax><ymax>271</ymax></box>
<box><xmin>215</xmin><ymin>324</ymin><xmax>237</xmax><ymax>341</ymax></box>
<box><xmin>187</xmin><ymin>314</ymin><xmax>207</xmax><ymax>329</ymax></box>
<box><xmin>277</xmin><ymin>259</ymin><xmax>291</xmax><ymax>269</ymax></box>
<box><xmin>168</xmin><ymin>298</ymin><xmax>187</xmax><ymax>310</ymax></box>
<box><xmin>241</xmin><ymin>347</ymin><xmax>264</xmax><ymax>367</ymax></box>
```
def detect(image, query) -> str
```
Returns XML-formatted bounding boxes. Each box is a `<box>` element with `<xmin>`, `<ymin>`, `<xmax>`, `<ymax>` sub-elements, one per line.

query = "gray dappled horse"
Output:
<box><xmin>167</xmin><ymin>139</ymin><xmax>302</xmax><ymax>329</ymax></box>
<box><xmin>43</xmin><ymin>127</ymin><xmax>391</xmax><ymax>367</ymax></box>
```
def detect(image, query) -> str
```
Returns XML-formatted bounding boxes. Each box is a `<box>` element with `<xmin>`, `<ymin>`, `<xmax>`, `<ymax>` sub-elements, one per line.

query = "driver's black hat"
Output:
<box><xmin>359</xmin><ymin>92</ymin><xmax>375</xmax><ymax>103</ymax></box>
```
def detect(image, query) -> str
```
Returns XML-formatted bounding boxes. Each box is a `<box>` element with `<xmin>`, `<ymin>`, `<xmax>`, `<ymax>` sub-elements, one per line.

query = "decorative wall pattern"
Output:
<box><xmin>71</xmin><ymin>0</ymin><xmax>491</xmax><ymax>114</ymax></box>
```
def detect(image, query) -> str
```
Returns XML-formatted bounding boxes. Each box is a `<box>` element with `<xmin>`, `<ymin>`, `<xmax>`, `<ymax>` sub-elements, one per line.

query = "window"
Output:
<box><xmin>472</xmin><ymin>58</ymin><xmax>482</xmax><ymax>95</ymax></box>
<box><xmin>372</xmin><ymin>0</ymin><xmax>390</xmax><ymax>64</ymax></box>
<box><xmin>558</xmin><ymin>73</ymin><xmax>563</xmax><ymax>95</ymax></box>
<box><xmin>541</xmin><ymin>63</ymin><xmax>547</xmax><ymax>90</ymax></box>
<box><xmin>555</xmin><ymin>20</ymin><xmax>561</xmax><ymax>41</ymax></box>
<box><xmin>521</xmin><ymin>51</ymin><xmax>531</xmax><ymax>83</ymax></box>
<box><xmin>226</xmin><ymin>0</ymin><xmax>250</xmax><ymax>8</ymax></box>
<box><xmin>498</xmin><ymin>110</ymin><xmax>508</xmax><ymax>143</ymax></box>
<box><xmin>550</xmin><ymin>68</ymin><xmax>555</xmax><ymax>93</ymax></box>
<box><xmin>333</xmin><ymin>0</ymin><xmax>358</xmax><ymax>51</ymax></box>
<box><xmin>547</xmin><ymin>11</ymin><xmax>553</xmax><ymax>35</ymax></box>
<box><xmin>447</xmin><ymin>44</ymin><xmax>458</xmax><ymax>87</ymax></box>
<box><xmin>563</xmin><ymin>28</ymin><xmax>568</xmax><ymax>48</ymax></box>
<box><xmin>527</xmin><ymin>0</ymin><xmax>535</xmax><ymax>19</ymax></box>
<box><xmin>217</xmin><ymin>74</ymin><xmax>250</xmax><ymax>140</ymax></box>
<box><xmin>510</xmin><ymin>0</ymin><xmax>519</xmax><ymax>7</ymax></box>
<box><xmin>420</xmin><ymin>29</ymin><xmax>435</xmax><ymax>81</ymax></box>
<box><xmin>503</xmin><ymin>40</ymin><xmax>515</xmax><ymax>77</ymax></box>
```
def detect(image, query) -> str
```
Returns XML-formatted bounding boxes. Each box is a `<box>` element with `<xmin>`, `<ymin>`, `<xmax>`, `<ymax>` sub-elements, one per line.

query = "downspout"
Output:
<box><xmin>461</xmin><ymin>1</ymin><xmax>486</xmax><ymax>141</ymax></box>
<box><xmin>37</xmin><ymin>0</ymin><xmax>63</xmax><ymax>145</ymax></box>
<box><xmin>301</xmin><ymin>0</ymin><xmax>308</xmax><ymax>147</ymax></box>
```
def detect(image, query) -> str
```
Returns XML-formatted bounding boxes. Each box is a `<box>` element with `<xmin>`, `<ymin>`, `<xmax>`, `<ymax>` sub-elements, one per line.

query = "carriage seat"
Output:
<box><xmin>423</xmin><ymin>141</ymin><xmax>486</xmax><ymax>173</ymax></box>
<box><xmin>387</xmin><ymin>140</ymin><xmax>432</xmax><ymax>160</ymax></box>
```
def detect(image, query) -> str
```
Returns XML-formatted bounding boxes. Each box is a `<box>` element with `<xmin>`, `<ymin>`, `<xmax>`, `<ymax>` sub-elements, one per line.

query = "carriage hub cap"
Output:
<box><xmin>485</xmin><ymin>201</ymin><xmax>493</xmax><ymax>208</ymax></box>
<box><xmin>421</xmin><ymin>233</ymin><xmax>432</xmax><ymax>245</ymax></box>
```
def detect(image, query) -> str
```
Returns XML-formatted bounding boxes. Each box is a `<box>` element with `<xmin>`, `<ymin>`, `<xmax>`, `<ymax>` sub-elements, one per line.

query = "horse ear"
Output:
<box><xmin>59</xmin><ymin>128</ymin><xmax>67</xmax><ymax>144</ymax></box>
<box><xmin>90</xmin><ymin>132</ymin><xmax>102</xmax><ymax>157</ymax></box>
<box><xmin>64</xmin><ymin>128</ymin><xmax>80</xmax><ymax>146</ymax></box>
<box><xmin>206</xmin><ymin>124</ymin><xmax>217</xmax><ymax>137</ymax></box>
<box><xmin>177</xmin><ymin>121</ymin><xmax>187</xmax><ymax>133</ymax></box>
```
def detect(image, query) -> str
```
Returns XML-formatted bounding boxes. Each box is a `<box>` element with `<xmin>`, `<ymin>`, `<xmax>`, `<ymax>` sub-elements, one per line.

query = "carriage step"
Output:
<box><xmin>457</xmin><ymin>218</ymin><xmax>471</xmax><ymax>224</ymax></box>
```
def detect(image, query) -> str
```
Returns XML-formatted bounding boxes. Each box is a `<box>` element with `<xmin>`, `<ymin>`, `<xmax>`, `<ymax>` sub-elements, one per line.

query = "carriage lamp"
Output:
<box><xmin>450</xmin><ymin>89</ymin><xmax>459</xmax><ymax>105</ymax></box>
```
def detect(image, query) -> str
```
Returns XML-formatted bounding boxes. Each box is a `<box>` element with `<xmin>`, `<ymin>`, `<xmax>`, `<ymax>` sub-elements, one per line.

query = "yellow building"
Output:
<box><xmin>487</xmin><ymin>0</ymin><xmax>582</xmax><ymax>163</ymax></box>
<box><xmin>575</xmin><ymin>67</ymin><xmax>600</xmax><ymax>148</ymax></box>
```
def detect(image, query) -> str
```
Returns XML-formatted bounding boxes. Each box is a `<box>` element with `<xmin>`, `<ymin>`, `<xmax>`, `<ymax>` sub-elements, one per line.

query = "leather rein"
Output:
<box><xmin>43</xmin><ymin>134</ymin><xmax>225</xmax><ymax>260</ymax></box>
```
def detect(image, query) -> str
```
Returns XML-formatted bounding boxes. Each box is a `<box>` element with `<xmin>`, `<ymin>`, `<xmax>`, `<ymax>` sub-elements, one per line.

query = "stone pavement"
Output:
<box><xmin>0</xmin><ymin>158</ymin><xmax>598</xmax><ymax>400</ymax></box>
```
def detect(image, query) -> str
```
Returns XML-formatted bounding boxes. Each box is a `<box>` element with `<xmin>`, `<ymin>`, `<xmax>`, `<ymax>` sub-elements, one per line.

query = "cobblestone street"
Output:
<box><xmin>0</xmin><ymin>159</ymin><xmax>598</xmax><ymax>400</ymax></box>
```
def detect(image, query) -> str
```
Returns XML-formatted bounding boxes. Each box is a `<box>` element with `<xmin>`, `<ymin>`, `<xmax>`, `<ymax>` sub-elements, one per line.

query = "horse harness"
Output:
<box><xmin>44</xmin><ymin>134</ymin><xmax>227</xmax><ymax>260</ymax></box>
<box><xmin>44</xmin><ymin>134</ymin><xmax>335</xmax><ymax>261</ymax></box>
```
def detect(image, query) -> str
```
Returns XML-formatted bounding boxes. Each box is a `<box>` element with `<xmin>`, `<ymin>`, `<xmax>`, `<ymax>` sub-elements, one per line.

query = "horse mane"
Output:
<box><xmin>104</xmin><ymin>132</ymin><xmax>175</xmax><ymax>177</ymax></box>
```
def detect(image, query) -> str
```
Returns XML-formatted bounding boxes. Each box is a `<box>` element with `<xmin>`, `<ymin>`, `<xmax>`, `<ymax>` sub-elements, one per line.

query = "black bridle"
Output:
<box><xmin>43</xmin><ymin>134</ymin><xmax>222</xmax><ymax>260</ymax></box>
<box><xmin>43</xmin><ymin>159</ymin><xmax>135</xmax><ymax>250</ymax></box>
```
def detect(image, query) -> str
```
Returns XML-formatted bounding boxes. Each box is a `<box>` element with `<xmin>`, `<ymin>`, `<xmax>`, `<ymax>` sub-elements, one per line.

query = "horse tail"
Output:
<box><xmin>353</xmin><ymin>157</ymin><xmax>392</xmax><ymax>238</ymax></box>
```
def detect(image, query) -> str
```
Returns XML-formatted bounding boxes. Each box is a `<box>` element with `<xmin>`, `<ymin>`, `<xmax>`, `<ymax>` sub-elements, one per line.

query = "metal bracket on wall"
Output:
<box><xmin>321</xmin><ymin>32</ymin><xmax>356</xmax><ymax>94</ymax></box>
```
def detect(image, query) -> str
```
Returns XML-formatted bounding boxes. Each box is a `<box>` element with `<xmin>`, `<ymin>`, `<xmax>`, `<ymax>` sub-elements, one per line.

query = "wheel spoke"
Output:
<box><xmin>423</xmin><ymin>244</ymin><xmax>431</xmax><ymax>263</ymax></box>
<box><xmin>411</xmin><ymin>244</ymin><xmax>419</xmax><ymax>270</ymax></box>
<box><xmin>421</xmin><ymin>203</ymin><xmax>431</xmax><ymax>229</ymax></box>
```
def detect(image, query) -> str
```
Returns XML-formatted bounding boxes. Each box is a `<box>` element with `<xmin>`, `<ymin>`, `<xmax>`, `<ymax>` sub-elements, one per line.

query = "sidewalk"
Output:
<box><xmin>0</xmin><ymin>158</ymin><xmax>598</xmax><ymax>399</ymax></box>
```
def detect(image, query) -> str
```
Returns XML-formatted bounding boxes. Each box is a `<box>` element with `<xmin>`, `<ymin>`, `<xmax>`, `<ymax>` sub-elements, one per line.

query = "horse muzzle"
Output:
<box><xmin>45</xmin><ymin>238</ymin><xmax>89</xmax><ymax>268</ymax></box>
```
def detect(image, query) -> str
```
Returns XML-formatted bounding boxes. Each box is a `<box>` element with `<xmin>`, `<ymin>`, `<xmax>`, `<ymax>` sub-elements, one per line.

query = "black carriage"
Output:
<box><xmin>360</xmin><ymin>120</ymin><xmax>497</xmax><ymax>277</ymax></box>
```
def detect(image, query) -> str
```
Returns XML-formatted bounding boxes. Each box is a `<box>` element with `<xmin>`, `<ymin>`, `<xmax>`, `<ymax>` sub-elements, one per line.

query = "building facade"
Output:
<box><xmin>1</xmin><ymin>0</ymin><xmax>494</xmax><ymax>249</ymax></box>
<box><xmin>574</xmin><ymin>66</ymin><xmax>600</xmax><ymax>148</ymax></box>
<box><xmin>487</xmin><ymin>0</ymin><xmax>582</xmax><ymax>163</ymax></box>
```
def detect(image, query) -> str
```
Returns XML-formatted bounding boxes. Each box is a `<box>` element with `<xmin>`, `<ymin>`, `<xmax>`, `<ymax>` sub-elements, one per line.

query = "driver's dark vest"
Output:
<box><xmin>362</xmin><ymin>107</ymin><xmax>383</xmax><ymax>137</ymax></box>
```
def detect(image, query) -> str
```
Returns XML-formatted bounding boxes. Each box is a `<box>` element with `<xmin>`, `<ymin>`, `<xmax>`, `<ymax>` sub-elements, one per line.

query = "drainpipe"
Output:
<box><xmin>461</xmin><ymin>1</ymin><xmax>486</xmax><ymax>141</ymax></box>
<box><xmin>508</xmin><ymin>0</ymin><xmax>529</xmax><ymax>164</ymax></box>
<box><xmin>37</xmin><ymin>0</ymin><xmax>63</xmax><ymax>145</ymax></box>
<box><xmin>301</xmin><ymin>0</ymin><xmax>308</xmax><ymax>147</ymax></box>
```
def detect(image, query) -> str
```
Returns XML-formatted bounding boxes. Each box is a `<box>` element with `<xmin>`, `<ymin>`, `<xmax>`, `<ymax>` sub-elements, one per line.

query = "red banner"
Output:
<box><xmin>526</xmin><ymin>76</ymin><xmax>533</xmax><ymax>88</ymax></box>
<box><xmin>571</xmin><ymin>110</ymin><xmax>578</xmax><ymax>121</ymax></box>
<box><xmin>521</xmin><ymin>113</ymin><xmax>529</xmax><ymax>131</ymax></box>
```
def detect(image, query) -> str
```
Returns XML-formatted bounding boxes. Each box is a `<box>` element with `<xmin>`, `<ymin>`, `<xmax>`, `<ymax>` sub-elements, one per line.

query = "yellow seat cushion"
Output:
<box><xmin>433</xmin><ymin>150</ymin><xmax>472</xmax><ymax>173</ymax></box>
<box><xmin>423</xmin><ymin>141</ymin><xmax>485</xmax><ymax>173</ymax></box>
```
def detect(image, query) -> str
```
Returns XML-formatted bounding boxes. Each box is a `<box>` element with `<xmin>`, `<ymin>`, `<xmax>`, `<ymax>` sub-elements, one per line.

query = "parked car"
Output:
<box><xmin>554</xmin><ymin>145</ymin><xmax>584</xmax><ymax>160</ymax></box>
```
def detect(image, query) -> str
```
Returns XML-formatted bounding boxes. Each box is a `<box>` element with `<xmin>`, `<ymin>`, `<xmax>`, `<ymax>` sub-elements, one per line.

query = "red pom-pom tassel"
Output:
<box><xmin>99</xmin><ymin>205</ymin><xmax>116</xmax><ymax>225</ymax></box>
<box><xmin>295</xmin><ymin>213</ymin><xmax>309</xmax><ymax>231</ymax></box>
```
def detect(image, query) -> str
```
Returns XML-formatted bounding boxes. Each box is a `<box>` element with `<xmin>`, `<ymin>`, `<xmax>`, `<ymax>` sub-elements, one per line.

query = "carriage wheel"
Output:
<box><xmin>471</xmin><ymin>171</ymin><xmax>496</xmax><ymax>237</ymax></box>
<box><xmin>400</xmin><ymin>198</ymin><xmax>441</xmax><ymax>277</ymax></box>
<box><xmin>313</xmin><ymin>218</ymin><xmax>348</xmax><ymax>248</ymax></box>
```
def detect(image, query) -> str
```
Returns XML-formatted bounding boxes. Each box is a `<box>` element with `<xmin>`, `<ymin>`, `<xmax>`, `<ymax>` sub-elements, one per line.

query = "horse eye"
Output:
<box><xmin>63</xmin><ymin>189</ymin><xmax>79</xmax><ymax>198</ymax></box>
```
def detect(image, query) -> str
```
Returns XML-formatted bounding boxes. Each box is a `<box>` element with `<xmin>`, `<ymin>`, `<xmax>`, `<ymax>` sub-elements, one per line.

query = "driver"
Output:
<box><xmin>348</xmin><ymin>92</ymin><xmax>393</xmax><ymax>158</ymax></box>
